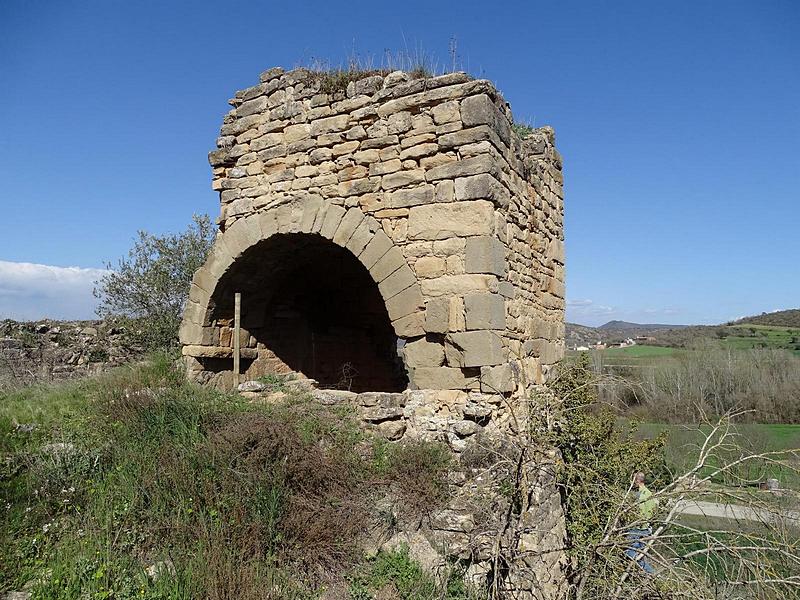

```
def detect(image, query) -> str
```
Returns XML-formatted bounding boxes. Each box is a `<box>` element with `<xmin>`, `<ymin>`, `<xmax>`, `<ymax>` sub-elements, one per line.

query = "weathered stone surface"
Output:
<box><xmin>424</xmin><ymin>297</ymin><xmax>450</xmax><ymax>333</ymax></box>
<box><xmin>388</xmin><ymin>184</ymin><xmax>434</xmax><ymax>208</ymax></box>
<box><xmin>312</xmin><ymin>388</ymin><xmax>358</xmax><ymax>405</ymax></box>
<box><xmin>407</xmin><ymin>201</ymin><xmax>494</xmax><ymax>240</ymax></box>
<box><xmin>378</xmin><ymin>264</ymin><xmax>416</xmax><ymax>299</ymax></box>
<box><xmin>382</xmin><ymin>170</ymin><xmax>425</xmax><ymax>190</ymax></box>
<box><xmin>460</xmin><ymin>93</ymin><xmax>511</xmax><ymax>144</ymax></box>
<box><xmin>465</xmin><ymin>236</ymin><xmax>506</xmax><ymax>276</ymax></box>
<box><xmin>413</xmin><ymin>256</ymin><xmax>446</xmax><ymax>279</ymax></box>
<box><xmin>187</xmin><ymin>67</ymin><xmax>565</xmax><ymax>402</ymax></box>
<box><xmin>524</xmin><ymin>338</ymin><xmax>562</xmax><ymax>364</ymax></box>
<box><xmin>385</xmin><ymin>285</ymin><xmax>424</xmax><ymax>320</ymax></box>
<box><xmin>361</xmin><ymin>405</ymin><xmax>405</xmax><ymax>422</ymax></box>
<box><xmin>432</xmin><ymin>100</ymin><xmax>460</xmax><ymax>124</ymax></box>
<box><xmin>319</xmin><ymin>204</ymin><xmax>346</xmax><ymax>238</ymax></box>
<box><xmin>464</xmin><ymin>293</ymin><xmax>505</xmax><ymax>330</ymax></box>
<box><xmin>403</xmin><ymin>338</ymin><xmax>445</xmax><ymax>368</ymax></box>
<box><xmin>425</xmin><ymin>155</ymin><xmax>495</xmax><ymax>182</ymax></box>
<box><xmin>445</xmin><ymin>331</ymin><xmax>505</xmax><ymax>367</ymax></box>
<box><xmin>391</xmin><ymin>311</ymin><xmax>426</xmax><ymax>337</ymax></box>
<box><xmin>331</xmin><ymin>207</ymin><xmax>364</xmax><ymax>246</ymax></box>
<box><xmin>378</xmin><ymin>420</ymin><xmax>407</xmax><ymax>440</ymax></box>
<box><xmin>480</xmin><ymin>363</ymin><xmax>516</xmax><ymax>393</ymax></box>
<box><xmin>370</xmin><ymin>246</ymin><xmax>406</xmax><ymax>282</ymax></box>
<box><xmin>411</xmin><ymin>366</ymin><xmax>479</xmax><ymax>390</ymax></box>
<box><xmin>420</xmin><ymin>274</ymin><xmax>498</xmax><ymax>297</ymax></box>
<box><xmin>238</xmin><ymin>380</ymin><xmax>268</xmax><ymax>392</ymax></box>
<box><xmin>454</xmin><ymin>173</ymin><xmax>509</xmax><ymax>206</ymax></box>
<box><xmin>358</xmin><ymin>230</ymin><xmax>393</xmax><ymax>269</ymax></box>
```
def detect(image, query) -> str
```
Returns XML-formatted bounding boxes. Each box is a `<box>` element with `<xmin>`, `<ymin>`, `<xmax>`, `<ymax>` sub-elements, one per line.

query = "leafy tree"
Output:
<box><xmin>94</xmin><ymin>214</ymin><xmax>215</xmax><ymax>350</ymax></box>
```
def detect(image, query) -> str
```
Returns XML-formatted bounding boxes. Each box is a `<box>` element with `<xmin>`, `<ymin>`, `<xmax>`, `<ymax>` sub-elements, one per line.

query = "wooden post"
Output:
<box><xmin>233</xmin><ymin>292</ymin><xmax>241</xmax><ymax>388</ymax></box>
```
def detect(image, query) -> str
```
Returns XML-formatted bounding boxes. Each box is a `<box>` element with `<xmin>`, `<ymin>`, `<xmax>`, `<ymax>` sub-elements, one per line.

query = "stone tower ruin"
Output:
<box><xmin>179</xmin><ymin>67</ymin><xmax>567</xmax><ymax>597</ymax></box>
<box><xmin>179</xmin><ymin>68</ymin><xmax>565</xmax><ymax>394</ymax></box>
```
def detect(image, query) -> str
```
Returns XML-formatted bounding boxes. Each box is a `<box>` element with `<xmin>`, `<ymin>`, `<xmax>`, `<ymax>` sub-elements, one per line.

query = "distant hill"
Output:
<box><xmin>566</xmin><ymin>308</ymin><xmax>800</xmax><ymax>354</ymax></box>
<box><xmin>733</xmin><ymin>309</ymin><xmax>800</xmax><ymax>328</ymax></box>
<box><xmin>597</xmin><ymin>320</ymin><xmax>688</xmax><ymax>331</ymax></box>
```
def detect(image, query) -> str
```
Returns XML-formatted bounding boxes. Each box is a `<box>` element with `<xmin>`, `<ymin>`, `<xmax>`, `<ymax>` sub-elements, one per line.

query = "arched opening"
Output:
<box><xmin>208</xmin><ymin>233</ymin><xmax>408</xmax><ymax>392</ymax></box>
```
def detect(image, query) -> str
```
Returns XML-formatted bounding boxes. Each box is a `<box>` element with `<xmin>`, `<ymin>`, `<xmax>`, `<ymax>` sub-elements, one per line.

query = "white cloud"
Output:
<box><xmin>566</xmin><ymin>299</ymin><xmax>595</xmax><ymax>307</ymax></box>
<box><xmin>566</xmin><ymin>298</ymin><xmax>617</xmax><ymax>324</ymax></box>
<box><xmin>0</xmin><ymin>260</ymin><xmax>109</xmax><ymax>321</ymax></box>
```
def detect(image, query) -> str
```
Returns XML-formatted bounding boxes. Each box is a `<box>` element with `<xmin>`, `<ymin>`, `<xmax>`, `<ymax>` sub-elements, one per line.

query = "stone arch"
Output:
<box><xmin>179</xmin><ymin>197</ymin><xmax>425</xmax><ymax>390</ymax></box>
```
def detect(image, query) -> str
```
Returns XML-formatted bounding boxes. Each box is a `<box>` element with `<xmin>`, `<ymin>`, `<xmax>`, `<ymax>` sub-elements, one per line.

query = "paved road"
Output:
<box><xmin>674</xmin><ymin>499</ymin><xmax>800</xmax><ymax>525</ymax></box>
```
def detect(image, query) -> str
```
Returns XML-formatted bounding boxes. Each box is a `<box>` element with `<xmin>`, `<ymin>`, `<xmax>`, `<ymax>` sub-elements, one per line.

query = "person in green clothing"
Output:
<box><xmin>625</xmin><ymin>471</ymin><xmax>657</xmax><ymax>574</ymax></box>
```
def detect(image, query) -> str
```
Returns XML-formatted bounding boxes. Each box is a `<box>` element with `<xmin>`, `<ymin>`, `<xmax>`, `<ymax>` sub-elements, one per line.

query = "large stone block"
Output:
<box><xmin>410</xmin><ymin>366</ymin><xmax>480</xmax><ymax>391</ymax></box>
<box><xmin>191</xmin><ymin>267</ymin><xmax>216</xmax><ymax>294</ymax></box>
<box><xmin>332</xmin><ymin>207</ymin><xmax>364</xmax><ymax>246</ymax></box>
<box><xmin>385</xmin><ymin>285</ymin><xmax>424</xmax><ymax>321</ymax></box>
<box><xmin>370</xmin><ymin>246</ymin><xmax>406</xmax><ymax>282</ymax></box>
<box><xmin>464</xmin><ymin>293</ymin><xmax>505</xmax><ymax>330</ymax></box>
<box><xmin>358</xmin><ymin>230</ymin><xmax>394</xmax><ymax>269</ymax></box>
<box><xmin>392</xmin><ymin>311</ymin><xmax>426</xmax><ymax>338</ymax></box>
<box><xmin>345</xmin><ymin>219</ymin><xmax>373</xmax><ymax>256</ymax></box>
<box><xmin>403</xmin><ymin>338</ymin><xmax>445</xmax><ymax>368</ymax></box>
<box><xmin>424</xmin><ymin>155</ymin><xmax>496</xmax><ymax>182</ymax></box>
<box><xmin>319</xmin><ymin>204</ymin><xmax>346</xmax><ymax>239</ymax></box>
<box><xmin>424</xmin><ymin>298</ymin><xmax>450</xmax><ymax>333</ymax></box>
<box><xmin>420</xmin><ymin>274</ymin><xmax>498</xmax><ymax>297</ymax></box>
<box><xmin>454</xmin><ymin>174</ymin><xmax>509</xmax><ymax>207</ymax></box>
<box><xmin>275</xmin><ymin>202</ymin><xmax>304</xmax><ymax>233</ymax></box>
<box><xmin>407</xmin><ymin>200</ymin><xmax>494</xmax><ymax>240</ymax></box>
<box><xmin>445</xmin><ymin>330</ymin><xmax>505</xmax><ymax>367</ymax></box>
<box><xmin>378</xmin><ymin>264</ymin><xmax>417</xmax><ymax>299</ymax></box>
<box><xmin>460</xmin><ymin>94</ymin><xmax>511</xmax><ymax>145</ymax></box>
<box><xmin>523</xmin><ymin>339</ymin><xmax>563</xmax><ymax>364</ymax></box>
<box><xmin>480</xmin><ymin>363</ymin><xmax>516</xmax><ymax>393</ymax></box>
<box><xmin>388</xmin><ymin>184</ymin><xmax>434</xmax><ymax>208</ymax></box>
<box><xmin>222</xmin><ymin>216</ymin><xmax>260</xmax><ymax>257</ymax></box>
<box><xmin>465</xmin><ymin>236</ymin><xmax>506</xmax><ymax>276</ymax></box>
<box><xmin>413</xmin><ymin>256</ymin><xmax>446</xmax><ymax>279</ymax></box>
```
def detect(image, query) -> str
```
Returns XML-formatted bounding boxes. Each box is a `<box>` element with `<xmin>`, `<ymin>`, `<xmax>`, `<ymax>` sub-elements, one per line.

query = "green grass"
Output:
<box><xmin>0</xmin><ymin>357</ymin><xmax>468</xmax><ymax>598</ymax></box>
<box><xmin>347</xmin><ymin>545</ymin><xmax>478</xmax><ymax>600</ymax></box>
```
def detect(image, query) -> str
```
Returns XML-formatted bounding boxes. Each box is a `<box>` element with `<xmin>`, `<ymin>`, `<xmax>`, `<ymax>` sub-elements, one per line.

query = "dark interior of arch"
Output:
<box><xmin>209</xmin><ymin>233</ymin><xmax>408</xmax><ymax>392</ymax></box>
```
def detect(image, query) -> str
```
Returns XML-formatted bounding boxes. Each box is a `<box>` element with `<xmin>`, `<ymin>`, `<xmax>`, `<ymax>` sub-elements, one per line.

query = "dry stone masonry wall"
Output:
<box><xmin>180</xmin><ymin>67</ymin><xmax>564</xmax><ymax>396</ymax></box>
<box><xmin>179</xmin><ymin>67</ymin><xmax>567</xmax><ymax>598</ymax></box>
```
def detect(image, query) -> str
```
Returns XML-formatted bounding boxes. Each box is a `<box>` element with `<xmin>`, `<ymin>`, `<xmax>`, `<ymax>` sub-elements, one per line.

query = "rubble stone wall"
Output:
<box><xmin>0</xmin><ymin>319</ymin><xmax>135</xmax><ymax>388</ymax></box>
<box><xmin>179</xmin><ymin>67</ymin><xmax>564</xmax><ymax>396</ymax></box>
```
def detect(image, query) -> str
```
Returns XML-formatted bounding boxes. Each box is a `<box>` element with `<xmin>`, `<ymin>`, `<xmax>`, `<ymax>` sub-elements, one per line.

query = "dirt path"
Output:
<box><xmin>674</xmin><ymin>499</ymin><xmax>800</xmax><ymax>525</ymax></box>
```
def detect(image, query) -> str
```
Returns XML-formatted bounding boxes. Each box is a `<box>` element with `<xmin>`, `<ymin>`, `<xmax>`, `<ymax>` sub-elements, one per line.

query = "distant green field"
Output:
<box><xmin>625</xmin><ymin>420</ymin><xmax>800</xmax><ymax>489</ymax></box>
<box><xmin>721</xmin><ymin>324</ymin><xmax>800</xmax><ymax>355</ymax></box>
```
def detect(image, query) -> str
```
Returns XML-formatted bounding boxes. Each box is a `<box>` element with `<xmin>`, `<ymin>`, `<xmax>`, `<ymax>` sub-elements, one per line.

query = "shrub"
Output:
<box><xmin>385</xmin><ymin>440</ymin><xmax>453</xmax><ymax>517</ymax></box>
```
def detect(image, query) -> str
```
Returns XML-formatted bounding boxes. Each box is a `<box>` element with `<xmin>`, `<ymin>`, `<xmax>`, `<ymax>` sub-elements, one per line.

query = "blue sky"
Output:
<box><xmin>0</xmin><ymin>1</ymin><xmax>798</xmax><ymax>325</ymax></box>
